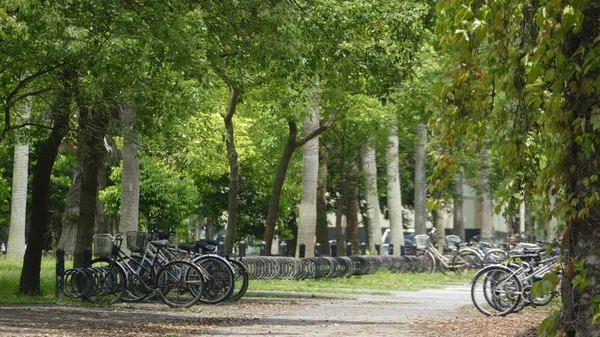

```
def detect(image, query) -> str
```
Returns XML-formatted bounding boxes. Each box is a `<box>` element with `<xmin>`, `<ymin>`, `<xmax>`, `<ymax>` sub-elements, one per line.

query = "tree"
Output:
<box><xmin>7</xmin><ymin>99</ymin><xmax>30</xmax><ymax>259</ymax></box>
<box><xmin>433</xmin><ymin>0</ymin><xmax>600</xmax><ymax>334</ymax></box>
<box><xmin>414</xmin><ymin>123</ymin><xmax>428</xmax><ymax>235</ymax></box>
<box><xmin>119</xmin><ymin>104</ymin><xmax>140</xmax><ymax>238</ymax></box>
<box><xmin>386</xmin><ymin>124</ymin><xmax>405</xmax><ymax>255</ymax></box>
<box><xmin>362</xmin><ymin>143</ymin><xmax>382</xmax><ymax>253</ymax></box>
<box><xmin>296</xmin><ymin>92</ymin><xmax>321</xmax><ymax>257</ymax></box>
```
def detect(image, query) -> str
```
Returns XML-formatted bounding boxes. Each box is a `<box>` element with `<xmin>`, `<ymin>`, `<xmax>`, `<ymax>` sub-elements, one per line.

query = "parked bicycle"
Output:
<box><xmin>83</xmin><ymin>232</ymin><xmax>206</xmax><ymax>308</ymax></box>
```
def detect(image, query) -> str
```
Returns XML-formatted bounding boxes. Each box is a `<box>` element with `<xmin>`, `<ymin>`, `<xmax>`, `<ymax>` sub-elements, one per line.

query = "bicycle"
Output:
<box><xmin>470</xmin><ymin>247</ymin><xmax>561</xmax><ymax>316</ymax></box>
<box><xmin>85</xmin><ymin>232</ymin><xmax>206</xmax><ymax>308</ymax></box>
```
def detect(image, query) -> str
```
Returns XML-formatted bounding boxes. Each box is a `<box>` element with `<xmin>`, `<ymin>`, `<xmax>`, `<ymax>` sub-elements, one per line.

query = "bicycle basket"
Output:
<box><xmin>93</xmin><ymin>234</ymin><xmax>114</xmax><ymax>258</ymax></box>
<box><xmin>414</xmin><ymin>234</ymin><xmax>430</xmax><ymax>250</ymax></box>
<box><xmin>126</xmin><ymin>231</ymin><xmax>152</xmax><ymax>253</ymax></box>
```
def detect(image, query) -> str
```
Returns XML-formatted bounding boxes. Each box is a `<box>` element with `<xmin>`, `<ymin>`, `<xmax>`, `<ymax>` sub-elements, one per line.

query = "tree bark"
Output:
<box><xmin>315</xmin><ymin>144</ymin><xmax>330</xmax><ymax>254</ymax></box>
<box><xmin>263</xmin><ymin>121</ymin><xmax>298</xmax><ymax>255</ymax></box>
<box><xmin>7</xmin><ymin>146</ymin><xmax>29</xmax><ymax>259</ymax></box>
<box><xmin>119</xmin><ymin>104</ymin><xmax>140</xmax><ymax>238</ymax></box>
<box><xmin>414</xmin><ymin>123</ymin><xmax>428</xmax><ymax>234</ymax></box>
<box><xmin>346</xmin><ymin>159</ymin><xmax>360</xmax><ymax>252</ymax></box>
<box><xmin>56</xmin><ymin>160</ymin><xmax>82</xmax><ymax>256</ymax></box>
<box><xmin>19</xmin><ymin>70</ymin><xmax>73</xmax><ymax>294</ymax></box>
<box><xmin>386</xmin><ymin>125</ymin><xmax>404</xmax><ymax>256</ymax></box>
<box><xmin>479</xmin><ymin>148</ymin><xmax>493</xmax><ymax>240</ymax></box>
<box><xmin>362</xmin><ymin>144</ymin><xmax>382</xmax><ymax>253</ymax></box>
<box><xmin>453</xmin><ymin>166</ymin><xmax>465</xmax><ymax>238</ymax></box>
<box><xmin>560</xmin><ymin>3</ymin><xmax>600</xmax><ymax>335</ymax></box>
<box><xmin>223</xmin><ymin>87</ymin><xmax>240</xmax><ymax>254</ymax></box>
<box><xmin>296</xmin><ymin>89</ymin><xmax>320</xmax><ymax>258</ymax></box>
<box><xmin>73</xmin><ymin>103</ymin><xmax>109</xmax><ymax>268</ymax></box>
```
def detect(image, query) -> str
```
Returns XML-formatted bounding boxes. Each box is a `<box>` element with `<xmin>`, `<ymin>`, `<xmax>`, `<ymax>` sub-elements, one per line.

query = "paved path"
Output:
<box><xmin>0</xmin><ymin>285</ymin><xmax>475</xmax><ymax>337</ymax></box>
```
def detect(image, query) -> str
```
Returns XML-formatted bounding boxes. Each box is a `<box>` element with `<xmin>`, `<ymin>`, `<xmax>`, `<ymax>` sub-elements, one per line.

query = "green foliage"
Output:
<box><xmin>99</xmin><ymin>156</ymin><xmax>199</xmax><ymax>233</ymax></box>
<box><xmin>538</xmin><ymin>310</ymin><xmax>561</xmax><ymax>337</ymax></box>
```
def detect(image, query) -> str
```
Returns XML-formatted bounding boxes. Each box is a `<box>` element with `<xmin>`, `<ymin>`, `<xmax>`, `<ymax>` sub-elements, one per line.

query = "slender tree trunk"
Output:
<box><xmin>335</xmin><ymin>174</ymin><xmax>349</xmax><ymax>250</ymax></box>
<box><xmin>20</xmin><ymin>70</ymin><xmax>73</xmax><ymax>294</ymax></box>
<box><xmin>296</xmin><ymin>88</ymin><xmax>320</xmax><ymax>258</ymax></box>
<box><xmin>57</xmin><ymin>160</ymin><xmax>82</xmax><ymax>256</ymax></box>
<box><xmin>73</xmin><ymin>105</ymin><xmax>109</xmax><ymax>268</ymax></box>
<box><xmin>362</xmin><ymin>144</ymin><xmax>382</xmax><ymax>253</ymax></box>
<box><xmin>263</xmin><ymin>122</ymin><xmax>299</xmax><ymax>255</ymax></box>
<box><xmin>223</xmin><ymin>87</ymin><xmax>240</xmax><ymax>254</ymax></box>
<box><xmin>315</xmin><ymin>144</ymin><xmax>329</xmax><ymax>254</ymax></box>
<box><xmin>479</xmin><ymin>149</ymin><xmax>493</xmax><ymax>239</ymax></box>
<box><xmin>435</xmin><ymin>208</ymin><xmax>446</xmax><ymax>254</ymax></box>
<box><xmin>386</xmin><ymin>125</ymin><xmax>404</xmax><ymax>256</ymax></box>
<box><xmin>119</xmin><ymin>104</ymin><xmax>140</xmax><ymax>237</ymax></box>
<box><xmin>453</xmin><ymin>167</ymin><xmax>465</xmax><ymax>238</ymax></box>
<box><xmin>346</xmin><ymin>159</ymin><xmax>360</xmax><ymax>252</ymax></box>
<box><xmin>7</xmin><ymin>139</ymin><xmax>29</xmax><ymax>259</ymax></box>
<box><xmin>414</xmin><ymin>123</ymin><xmax>428</xmax><ymax>234</ymax></box>
<box><xmin>546</xmin><ymin>192</ymin><xmax>557</xmax><ymax>242</ymax></box>
<box><xmin>96</xmin><ymin>163</ymin><xmax>110</xmax><ymax>234</ymax></box>
<box><xmin>561</xmin><ymin>4</ymin><xmax>600</xmax><ymax>335</ymax></box>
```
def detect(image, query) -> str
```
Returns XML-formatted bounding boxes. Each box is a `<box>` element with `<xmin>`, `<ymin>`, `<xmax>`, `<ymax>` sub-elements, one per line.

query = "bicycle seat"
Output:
<box><xmin>150</xmin><ymin>239</ymin><xmax>171</xmax><ymax>248</ymax></box>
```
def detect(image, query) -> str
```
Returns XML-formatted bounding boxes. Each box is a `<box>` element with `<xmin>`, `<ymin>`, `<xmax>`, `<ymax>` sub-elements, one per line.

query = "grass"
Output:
<box><xmin>0</xmin><ymin>255</ymin><xmax>474</xmax><ymax>305</ymax></box>
<box><xmin>247</xmin><ymin>270</ymin><xmax>473</xmax><ymax>297</ymax></box>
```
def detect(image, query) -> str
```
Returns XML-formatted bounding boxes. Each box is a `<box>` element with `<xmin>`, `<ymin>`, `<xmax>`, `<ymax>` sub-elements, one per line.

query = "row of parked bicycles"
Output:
<box><xmin>413</xmin><ymin>228</ymin><xmax>563</xmax><ymax>317</ymax></box>
<box><xmin>64</xmin><ymin>230</ymin><xmax>249</xmax><ymax>308</ymax></box>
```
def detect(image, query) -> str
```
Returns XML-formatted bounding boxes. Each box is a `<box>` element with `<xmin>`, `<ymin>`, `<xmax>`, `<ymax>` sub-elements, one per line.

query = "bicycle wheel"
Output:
<box><xmin>120</xmin><ymin>255</ymin><xmax>155</xmax><ymax>302</ymax></box>
<box><xmin>471</xmin><ymin>266</ymin><xmax>522</xmax><ymax>316</ymax></box>
<box><xmin>418</xmin><ymin>251</ymin><xmax>435</xmax><ymax>273</ymax></box>
<box><xmin>83</xmin><ymin>258</ymin><xmax>127</xmax><ymax>305</ymax></box>
<box><xmin>228</xmin><ymin>259</ymin><xmax>249</xmax><ymax>301</ymax></box>
<box><xmin>451</xmin><ymin>250</ymin><xmax>482</xmax><ymax>274</ymax></box>
<box><xmin>156</xmin><ymin>260</ymin><xmax>205</xmax><ymax>308</ymax></box>
<box><xmin>193</xmin><ymin>255</ymin><xmax>235</xmax><ymax>304</ymax></box>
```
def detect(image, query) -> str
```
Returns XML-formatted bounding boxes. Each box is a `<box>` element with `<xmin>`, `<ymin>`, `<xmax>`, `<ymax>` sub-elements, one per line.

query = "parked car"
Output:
<box><xmin>381</xmin><ymin>228</ymin><xmax>415</xmax><ymax>255</ymax></box>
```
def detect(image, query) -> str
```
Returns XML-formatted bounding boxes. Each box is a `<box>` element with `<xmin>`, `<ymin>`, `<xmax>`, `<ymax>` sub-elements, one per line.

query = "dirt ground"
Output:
<box><xmin>0</xmin><ymin>287</ymin><xmax>554</xmax><ymax>337</ymax></box>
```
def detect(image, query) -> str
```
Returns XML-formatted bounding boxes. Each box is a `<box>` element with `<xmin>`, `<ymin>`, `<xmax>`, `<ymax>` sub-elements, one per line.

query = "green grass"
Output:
<box><xmin>0</xmin><ymin>255</ymin><xmax>74</xmax><ymax>304</ymax></box>
<box><xmin>247</xmin><ymin>270</ymin><xmax>474</xmax><ymax>296</ymax></box>
<box><xmin>0</xmin><ymin>256</ymin><xmax>474</xmax><ymax>305</ymax></box>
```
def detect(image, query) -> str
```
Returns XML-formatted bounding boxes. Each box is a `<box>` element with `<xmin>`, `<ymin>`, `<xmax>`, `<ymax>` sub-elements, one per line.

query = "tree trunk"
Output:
<box><xmin>7</xmin><ymin>146</ymin><xmax>29</xmax><ymax>259</ymax></box>
<box><xmin>362</xmin><ymin>144</ymin><xmax>382</xmax><ymax>253</ymax></box>
<box><xmin>414</xmin><ymin>123</ymin><xmax>428</xmax><ymax>234</ymax></box>
<box><xmin>96</xmin><ymin>163</ymin><xmax>110</xmax><ymax>234</ymax></box>
<box><xmin>435</xmin><ymin>208</ymin><xmax>446</xmax><ymax>254</ymax></box>
<box><xmin>346</xmin><ymin>159</ymin><xmax>360</xmax><ymax>252</ymax></box>
<box><xmin>19</xmin><ymin>70</ymin><xmax>73</xmax><ymax>294</ymax></box>
<box><xmin>335</xmin><ymin>173</ymin><xmax>349</xmax><ymax>251</ymax></box>
<box><xmin>296</xmin><ymin>90</ymin><xmax>320</xmax><ymax>258</ymax></box>
<box><xmin>561</xmin><ymin>3</ymin><xmax>600</xmax><ymax>335</ymax></box>
<box><xmin>7</xmin><ymin>96</ymin><xmax>31</xmax><ymax>259</ymax></box>
<box><xmin>73</xmin><ymin>106</ymin><xmax>108</xmax><ymax>268</ymax></box>
<box><xmin>315</xmin><ymin>144</ymin><xmax>330</xmax><ymax>254</ymax></box>
<box><xmin>386</xmin><ymin>125</ymin><xmax>404</xmax><ymax>256</ymax></box>
<box><xmin>56</xmin><ymin>160</ymin><xmax>82</xmax><ymax>256</ymax></box>
<box><xmin>119</xmin><ymin>104</ymin><xmax>140</xmax><ymax>237</ymax></box>
<box><xmin>479</xmin><ymin>149</ymin><xmax>493</xmax><ymax>239</ymax></box>
<box><xmin>263</xmin><ymin>122</ymin><xmax>299</xmax><ymax>255</ymax></box>
<box><xmin>453</xmin><ymin>167</ymin><xmax>465</xmax><ymax>238</ymax></box>
<box><xmin>223</xmin><ymin>87</ymin><xmax>240</xmax><ymax>254</ymax></box>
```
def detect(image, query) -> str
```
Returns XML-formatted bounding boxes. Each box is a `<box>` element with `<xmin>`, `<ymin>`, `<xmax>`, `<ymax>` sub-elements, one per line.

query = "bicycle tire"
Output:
<box><xmin>83</xmin><ymin>258</ymin><xmax>127</xmax><ymax>305</ymax></box>
<box><xmin>120</xmin><ymin>255</ymin><xmax>155</xmax><ymax>302</ymax></box>
<box><xmin>193</xmin><ymin>255</ymin><xmax>235</xmax><ymax>304</ymax></box>
<box><xmin>228</xmin><ymin>259</ymin><xmax>250</xmax><ymax>301</ymax></box>
<box><xmin>156</xmin><ymin>260</ymin><xmax>205</xmax><ymax>308</ymax></box>
<box><xmin>471</xmin><ymin>265</ymin><xmax>522</xmax><ymax>316</ymax></box>
<box><xmin>451</xmin><ymin>249</ymin><xmax>482</xmax><ymax>274</ymax></box>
